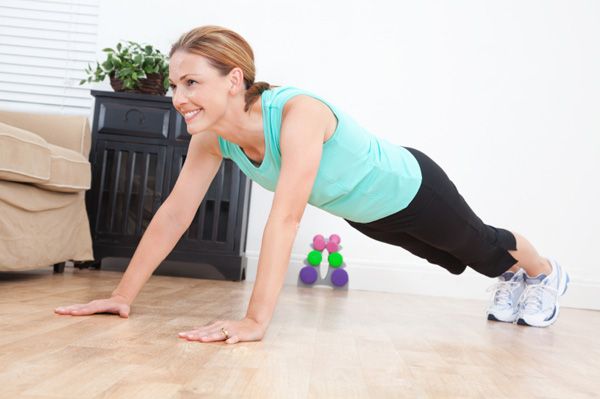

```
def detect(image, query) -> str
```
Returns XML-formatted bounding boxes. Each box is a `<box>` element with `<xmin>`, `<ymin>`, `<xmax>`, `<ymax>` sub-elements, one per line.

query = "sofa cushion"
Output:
<box><xmin>0</xmin><ymin>122</ymin><xmax>51</xmax><ymax>184</ymax></box>
<box><xmin>33</xmin><ymin>143</ymin><xmax>91</xmax><ymax>193</ymax></box>
<box><xmin>0</xmin><ymin>121</ymin><xmax>91</xmax><ymax>193</ymax></box>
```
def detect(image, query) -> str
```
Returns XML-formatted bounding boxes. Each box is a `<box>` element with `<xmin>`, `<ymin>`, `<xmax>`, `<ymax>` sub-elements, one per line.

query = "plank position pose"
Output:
<box><xmin>55</xmin><ymin>26</ymin><xmax>570</xmax><ymax>342</ymax></box>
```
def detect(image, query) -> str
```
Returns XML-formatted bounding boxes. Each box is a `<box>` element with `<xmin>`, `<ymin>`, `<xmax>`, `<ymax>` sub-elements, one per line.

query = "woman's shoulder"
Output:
<box><xmin>268</xmin><ymin>87</ymin><xmax>338</xmax><ymax>142</ymax></box>
<box><xmin>267</xmin><ymin>86</ymin><xmax>333</xmax><ymax>115</ymax></box>
<box><xmin>265</xmin><ymin>85</ymin><xmax>317</xmax><ymax>105</ymax></box>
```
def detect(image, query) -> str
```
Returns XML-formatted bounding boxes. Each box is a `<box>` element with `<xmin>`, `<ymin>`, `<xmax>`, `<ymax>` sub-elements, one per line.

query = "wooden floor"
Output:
<box><xmin>1</xmin><ymin>268</ymin><xmax>599</xmax><ymax>399</ymax></box>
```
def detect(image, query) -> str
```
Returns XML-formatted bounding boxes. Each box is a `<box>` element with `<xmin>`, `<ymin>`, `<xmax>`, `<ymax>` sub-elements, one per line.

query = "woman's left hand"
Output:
<box><xmin>178</xmin><ymin>317</ymin><xmax>266</xmax><ymax>344</ymax></box>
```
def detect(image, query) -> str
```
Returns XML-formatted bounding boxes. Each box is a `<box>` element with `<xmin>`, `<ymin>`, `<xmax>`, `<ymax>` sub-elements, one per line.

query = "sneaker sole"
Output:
<box><xmin>487</xmin><ymin>313</ymin><xmax>518</xmax><ymax>323</ymax></box>
<box><xmin>517</xmin><ymin>303</ymin><xmax>560</xmax><ymax>327</ymax></box>
<box><xmin>518</xmin><ymin>263</ymin><xmax>570</xmax><ymax>327</ymax></box>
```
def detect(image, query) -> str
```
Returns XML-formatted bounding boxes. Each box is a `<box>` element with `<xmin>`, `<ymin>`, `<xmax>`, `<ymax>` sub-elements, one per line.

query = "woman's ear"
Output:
<box><xmin>228</xmin><ymin>67</ymin><xmax>245</xmax><ymax>91</ymax></box>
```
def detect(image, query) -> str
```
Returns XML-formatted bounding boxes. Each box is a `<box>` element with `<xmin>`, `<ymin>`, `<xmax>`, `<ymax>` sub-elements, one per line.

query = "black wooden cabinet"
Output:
<box><xmin>86</xmin><ymin>90</ymin><xmax>251</xmax><ymax>281</ymax></box>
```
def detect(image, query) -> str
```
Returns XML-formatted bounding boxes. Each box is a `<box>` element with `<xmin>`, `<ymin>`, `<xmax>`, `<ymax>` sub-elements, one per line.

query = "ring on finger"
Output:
<box><xmin>221</xmin><ymin>327</ymin><xmax>230</xmax><ymax>339</ymax></box>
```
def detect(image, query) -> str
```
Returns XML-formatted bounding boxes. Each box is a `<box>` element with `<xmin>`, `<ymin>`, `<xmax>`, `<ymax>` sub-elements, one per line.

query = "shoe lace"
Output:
<box><xmin>517</xmin><ymin>283</ymin><xmax>560</xmax><ymax>314</ymax></box>
<box><xmin>486</xmin><ymin>281</ymin><xmax>522</xmax><ymax>308</ymax></box>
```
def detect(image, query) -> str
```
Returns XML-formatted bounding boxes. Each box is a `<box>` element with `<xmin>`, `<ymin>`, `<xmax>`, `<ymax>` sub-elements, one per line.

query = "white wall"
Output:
<box><xmin>94</xmin><ymin>0</ymin><xmax>600</xmax><ymax>309</ymax></box>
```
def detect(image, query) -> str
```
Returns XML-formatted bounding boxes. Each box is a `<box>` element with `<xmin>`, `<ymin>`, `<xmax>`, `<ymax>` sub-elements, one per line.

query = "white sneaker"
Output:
<box><xmin>516</xmin><ymin>259</ymin><xmax>570</xmax><ymax>327</ymax></box>
<box><xmin>486</xmin><ymin>268</ymin><xmax>526</xmax><ymax>323</ymax></box>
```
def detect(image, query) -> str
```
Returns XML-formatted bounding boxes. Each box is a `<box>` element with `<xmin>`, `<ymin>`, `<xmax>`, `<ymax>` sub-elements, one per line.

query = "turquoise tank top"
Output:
<box><xmin>217</xmin><ymin>86</ymin><xmax>422</xmax><ymax>223</ymax></box>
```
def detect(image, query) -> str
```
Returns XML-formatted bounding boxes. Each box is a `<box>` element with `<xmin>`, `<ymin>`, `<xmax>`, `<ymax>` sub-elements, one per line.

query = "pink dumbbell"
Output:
<box><xmin>326</xmin><ymin>234</ymin><xmax>341</xmax><ymax>252</ymax></box>
<box><xmin>312</xmin><ymin>234</ymin><xmax>326</xmax><ymax>251</ymax></box>
<box><xmin>329</xmin><ymin>234</ymin><xmax>341</xmax><ymax>245</ymax></box>
<box><xmin>312</xmin><ymin>234</ymin><xmax>341</xmax><ymax>253</ymax></box>
<box><xmin>326</xmin><ymin>241</ymin><xmax>338</xmax><ymax>253</ymax></box>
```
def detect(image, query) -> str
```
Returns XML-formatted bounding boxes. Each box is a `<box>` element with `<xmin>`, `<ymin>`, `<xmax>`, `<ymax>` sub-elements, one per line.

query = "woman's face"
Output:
<box><xmin>168</xmin><ymin>50</ymin><xmax>233</xmax><ymax>134</ymax></box>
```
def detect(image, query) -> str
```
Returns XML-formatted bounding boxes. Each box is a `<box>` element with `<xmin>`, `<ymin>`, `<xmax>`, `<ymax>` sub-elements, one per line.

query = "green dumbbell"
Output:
<box><xmin>328</xmin><ymin>252</ymin><xmax>343</xmax><ymax>268</ymax></box>
<box><xmin>307</xmin><ymin>250</ymin><xmax>322</xmax><ymax>266</ymax></box>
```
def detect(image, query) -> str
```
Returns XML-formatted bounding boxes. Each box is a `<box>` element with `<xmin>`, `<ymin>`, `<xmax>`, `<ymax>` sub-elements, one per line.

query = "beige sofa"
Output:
<box><xmin>0</xmin><ymin>110</ymin><xmax>94</xmax><ymax>272</ymax></box>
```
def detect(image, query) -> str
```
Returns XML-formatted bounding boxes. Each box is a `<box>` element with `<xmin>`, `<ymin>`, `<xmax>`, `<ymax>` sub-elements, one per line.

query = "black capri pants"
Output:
<box><xmin>345</xmin><ymin>147</ymin><xmax>518</xmax><ymax>278</ymax></box>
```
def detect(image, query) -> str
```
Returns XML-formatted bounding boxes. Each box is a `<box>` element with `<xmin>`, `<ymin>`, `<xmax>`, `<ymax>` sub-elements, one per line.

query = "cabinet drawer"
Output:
<box><xmin>97</xmin><ymin>100</ymin><xmax>170</xmax><ymax>139</ymax></box>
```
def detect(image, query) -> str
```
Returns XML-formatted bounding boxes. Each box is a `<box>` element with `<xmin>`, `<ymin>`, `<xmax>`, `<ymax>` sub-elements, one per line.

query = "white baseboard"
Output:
<box><xmin>244</xmin><ymin>251</ymin><xmax>600</xmax><ymax>311</ymax></box>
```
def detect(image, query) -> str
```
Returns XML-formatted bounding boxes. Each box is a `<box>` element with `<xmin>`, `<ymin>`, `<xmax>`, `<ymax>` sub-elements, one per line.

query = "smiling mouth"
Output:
<box><xmin>183</xmin><ymin>108</ymin><xmax>203</xmax><ymax>121</ymax></box>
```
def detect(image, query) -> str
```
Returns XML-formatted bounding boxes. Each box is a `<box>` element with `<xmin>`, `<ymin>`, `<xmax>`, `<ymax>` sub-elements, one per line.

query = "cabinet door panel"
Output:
<box><xmin>91</xmin><ymin>141</ymin><xmax>167</xmax><ymax>245</ymax></box>
<box><xmin>169</xmin><ymin>148</ymin><xmax>241</xmax><ymax>253</ymax></box>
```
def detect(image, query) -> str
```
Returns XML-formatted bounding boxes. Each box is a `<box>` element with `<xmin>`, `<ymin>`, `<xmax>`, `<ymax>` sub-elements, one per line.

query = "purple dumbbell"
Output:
<box><xmin>299</xmin><ymin>266</ymin><xmax>318</xmax><ymax>284</ymax></box>
<box><xmin>331</xmin><ymin>268</ymin><xmax>348</xmax><ymax>287</ymax></box>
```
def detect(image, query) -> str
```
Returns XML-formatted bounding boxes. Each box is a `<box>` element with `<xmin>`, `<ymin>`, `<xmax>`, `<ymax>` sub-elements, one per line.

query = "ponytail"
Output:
<box><xmin>244</xmin><ymin>81</ymin><xmax>273</xmax><ymax>112</ymax></box>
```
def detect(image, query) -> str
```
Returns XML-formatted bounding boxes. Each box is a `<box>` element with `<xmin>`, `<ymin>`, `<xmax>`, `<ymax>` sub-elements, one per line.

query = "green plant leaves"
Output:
<box><xmin>101</xmin><ymin>59</ymin><xmax>113</xmax><ymax>70</ymax></box>
<box><xmin>80</xmin><ymin>40</ymin><xmax>170</xmax><ymax>92</ymax></box>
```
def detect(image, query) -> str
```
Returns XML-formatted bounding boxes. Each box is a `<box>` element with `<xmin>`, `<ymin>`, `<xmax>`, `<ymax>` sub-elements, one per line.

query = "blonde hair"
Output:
<box><xmin>170</xmin><ymin>25</ymin><xmax>275</xmax><ymax>112</ymax></box>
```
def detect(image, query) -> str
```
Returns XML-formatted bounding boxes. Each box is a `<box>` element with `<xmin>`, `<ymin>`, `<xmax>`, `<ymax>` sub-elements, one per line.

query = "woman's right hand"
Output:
<box><xmin>54</xmin><ymin>295</ymin><xmax>131</xmax><ymax>318</ymax></box>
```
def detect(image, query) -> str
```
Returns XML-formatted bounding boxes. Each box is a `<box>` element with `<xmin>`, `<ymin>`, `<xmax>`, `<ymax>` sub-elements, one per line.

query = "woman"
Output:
<box><xmin>55</xmin><ymin>26</ymin><xmax>569</xmax><ymax>343</ymax></box>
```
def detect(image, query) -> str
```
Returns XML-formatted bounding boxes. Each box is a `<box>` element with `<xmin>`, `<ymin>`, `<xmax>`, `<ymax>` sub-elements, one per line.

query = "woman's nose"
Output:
<box><xmin>172</xmin><ymin>88</ymin><xmax>187</xmax><ymax>110</ymax></box>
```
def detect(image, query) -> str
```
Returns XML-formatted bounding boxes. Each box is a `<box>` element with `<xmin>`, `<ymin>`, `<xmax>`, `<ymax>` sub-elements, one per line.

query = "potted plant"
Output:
<box><xmin>80</xmin><ymin>40</ymin><xmax>169</xmax><ymax>96</ymax></box>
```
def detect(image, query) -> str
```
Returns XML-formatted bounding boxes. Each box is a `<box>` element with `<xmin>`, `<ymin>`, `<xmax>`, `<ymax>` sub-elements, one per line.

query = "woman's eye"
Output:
<box><xmin>169</xmin><ymin>80</ymin><xmax>196</xmax><ymax>90</ymax></box>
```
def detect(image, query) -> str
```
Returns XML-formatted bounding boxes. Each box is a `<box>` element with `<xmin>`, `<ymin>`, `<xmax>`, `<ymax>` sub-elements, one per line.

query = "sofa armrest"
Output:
<box><xmin>0</xmin><ymin>110</ymin><xmax>91</xmax><ymax>158</ymax></box>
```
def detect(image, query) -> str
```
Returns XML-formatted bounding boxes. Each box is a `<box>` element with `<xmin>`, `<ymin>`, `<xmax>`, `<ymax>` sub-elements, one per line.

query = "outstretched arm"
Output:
<box><xmin>55</xmin><ymin>132</ymin><xmax>222</xmax><ymax>317</ymax></box>
<box><xmin>179</xmin><ymin>96</ymin><xmax>330</xmax><ymax>343</ymax></box>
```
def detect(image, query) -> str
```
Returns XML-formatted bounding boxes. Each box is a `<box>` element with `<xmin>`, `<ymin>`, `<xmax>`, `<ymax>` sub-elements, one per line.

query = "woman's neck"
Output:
<box><xmin>212</xmin><ymin>93</ymin><xmax>264</xmax><ymax>156</ymax></box>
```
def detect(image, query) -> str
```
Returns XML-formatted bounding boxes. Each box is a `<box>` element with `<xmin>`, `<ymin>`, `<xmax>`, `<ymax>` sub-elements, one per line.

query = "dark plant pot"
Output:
<box><xmin>109</xmin><ymin>72</ymin><xmax>167</xmax><ymax>96</ymax></box>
